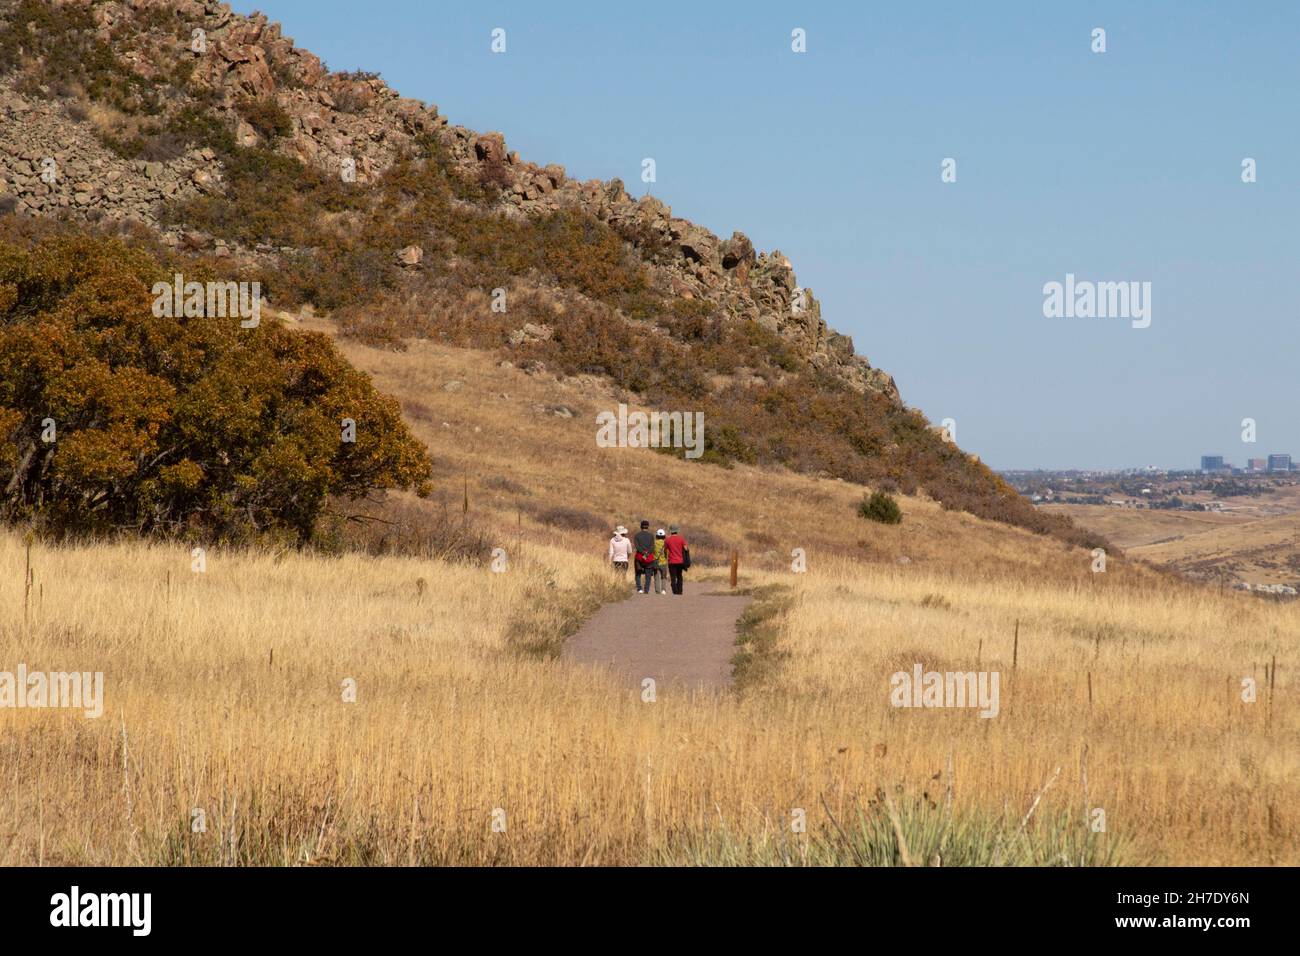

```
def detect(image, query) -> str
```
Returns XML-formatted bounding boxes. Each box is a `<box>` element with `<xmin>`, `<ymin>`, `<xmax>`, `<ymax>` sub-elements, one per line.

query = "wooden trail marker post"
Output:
<box><xmin>730</xmin><ymin>548</ymin><xmax>739</xmax><ymax>590</ymax></box>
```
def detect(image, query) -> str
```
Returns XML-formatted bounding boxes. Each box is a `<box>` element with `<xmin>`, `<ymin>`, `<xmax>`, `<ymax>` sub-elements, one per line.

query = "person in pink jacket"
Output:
<box><xmin>608</xmin><ymin>525</ymin><xmax>632</xmax><ymax>579</ymax></box>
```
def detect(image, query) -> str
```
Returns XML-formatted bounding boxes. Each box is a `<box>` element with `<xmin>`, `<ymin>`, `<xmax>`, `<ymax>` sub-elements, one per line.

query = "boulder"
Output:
<box><xmin>474</xmin><ymin>133</ymin><xmax>507</xmax><ymax>166</ymax></box>
<box><xmin>720</xmin><ymin>231</ymin><xmax>755</xmax><ymax>270</ymax></box>
<box><xmin>191</xmin><ymin>168</ymin><xmax>219</xmax><ymax>192</ymax></box>
<box><xmin>508</xmin><ymin>322</ymin><xmax>553</xmax><ymax>346</ymax></box>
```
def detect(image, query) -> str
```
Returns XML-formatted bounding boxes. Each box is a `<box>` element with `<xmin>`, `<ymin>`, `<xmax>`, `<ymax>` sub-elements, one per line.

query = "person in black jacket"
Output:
<box><xmin>632</xmin><ymin>520</ymin><xmax>657</xmax><ymax>595</ymax></box>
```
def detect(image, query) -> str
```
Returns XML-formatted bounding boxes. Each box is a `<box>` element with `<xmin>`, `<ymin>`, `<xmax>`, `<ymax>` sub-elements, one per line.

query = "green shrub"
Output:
<box><xmin>859</xmin><ymin>490</ymin><xmax>903</xmax><ymax>525</ymax></box>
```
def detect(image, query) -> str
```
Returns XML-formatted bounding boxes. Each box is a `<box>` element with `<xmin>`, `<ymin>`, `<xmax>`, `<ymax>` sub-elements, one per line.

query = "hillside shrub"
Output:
<box><xmin>0</xmin><ymin>232</ymin><xmax>432</xmax><ymax>542</ymax></box>
<box><xmin>859</xmin><ymin>490</ymin><xmax>903</xmax><ymax>525</ymax></box>
<box><xmin>236</xmin><ymin>96</ymin><xmax>294</xmax><ymax>140</ymax></box>
<box><xmin>524</xmin><ymin>503</ymin><xmax>606</xmax><ymax>533</ymax></box>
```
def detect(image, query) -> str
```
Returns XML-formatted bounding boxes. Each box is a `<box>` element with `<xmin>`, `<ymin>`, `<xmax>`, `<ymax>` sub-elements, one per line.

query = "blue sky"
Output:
<box><xmin>239</xmin><ymin>1</ymin><xmax>1300</xmax><ymax>470</ymax></box>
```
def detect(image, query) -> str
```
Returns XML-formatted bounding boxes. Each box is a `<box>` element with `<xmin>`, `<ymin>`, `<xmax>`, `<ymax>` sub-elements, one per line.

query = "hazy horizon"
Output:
<box><xmin>998</xmin><ymin>458</ymin><xmax>1295</xmax><ymax>474</ymax></box>
<box><xmin>239</xmin><ymin>0</ymin><xmax>1300</xmax><ymax>472</ymax></box>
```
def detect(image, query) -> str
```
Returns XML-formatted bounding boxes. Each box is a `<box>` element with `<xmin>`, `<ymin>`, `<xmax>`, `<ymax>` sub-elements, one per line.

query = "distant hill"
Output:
<box><xmin>0</xmin><ymin>0</ymin><xmax>1097</xmax><ymax>546</ymax></box>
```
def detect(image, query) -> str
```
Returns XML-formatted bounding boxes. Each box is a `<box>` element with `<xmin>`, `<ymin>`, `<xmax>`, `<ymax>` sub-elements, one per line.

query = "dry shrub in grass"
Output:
<box><xmin>524</xmin><ymin>503</ymin><xmax>607</xmax><ymax>534</ymax></box>
<box><xmin>312</xmin><ymin>496</ymin><xmax>488</xmax><ymax>563</ymax></box>
<box><xmin>336</xmin><ymin>286</ymin><xmax>511</xmax><ymax>351</ymax></box>
<box><xmin>401</xmin><ymin>399</ymin><xmax>435</xmax><ymax>423</ymax></box>
<box><xmin>335</xmin><ymin>303</ymin><xmax>409</xmax><ymax>351</ymax></box>
<box><xmin>481</xmin><ymin>475</ymin><xmax>531</xmax><ymax>496</ymax></box>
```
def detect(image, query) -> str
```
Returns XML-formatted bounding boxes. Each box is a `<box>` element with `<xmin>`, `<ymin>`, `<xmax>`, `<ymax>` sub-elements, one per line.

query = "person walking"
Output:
<box><xmin>651</xmin><ymin>528</ymin><xmax>669</xmax><ymax>595</ymax></box>
<box><xmin>632</xmin><ymin>520</ymin><xmax>657</xmax><ymax>595</ymax></box>
<box><xmin>665</xmin><ymin>524</ymin><xmax>689</xmax><ymax>595</ymax></box>
<box><xmin>608</xmin><ymin>526</ymin><xmax>632</xmax><ymax>580</ymax></box>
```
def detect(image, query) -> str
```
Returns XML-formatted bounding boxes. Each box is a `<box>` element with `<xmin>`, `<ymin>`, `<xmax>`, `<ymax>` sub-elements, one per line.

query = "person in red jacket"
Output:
<box><xmin>664</xmin><ymin>524</ymin><xmax>689</xmax><ymax>595</ymax></box>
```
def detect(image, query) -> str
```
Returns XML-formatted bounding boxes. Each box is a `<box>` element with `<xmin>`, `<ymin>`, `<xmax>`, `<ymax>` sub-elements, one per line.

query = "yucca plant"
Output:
<box><xmin>653</xmin><ymin>792</ymin><xmax>1146</xmax><ymax>866</ymax></box>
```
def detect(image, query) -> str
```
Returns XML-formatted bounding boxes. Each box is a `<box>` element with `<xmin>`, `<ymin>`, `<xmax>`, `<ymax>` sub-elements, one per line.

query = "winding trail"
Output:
<box><xmin>564</xmin><ymin>580</ymin><xmax>753</xmax><ymax>691</ymax></box>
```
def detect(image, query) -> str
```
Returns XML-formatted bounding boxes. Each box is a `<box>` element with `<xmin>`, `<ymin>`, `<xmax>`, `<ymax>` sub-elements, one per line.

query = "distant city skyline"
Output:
<box><xmin>241</xmin><ymin>0</ymin><xmax>1300</xmax><ymax>471</ymax></box>
<box><xmin>1004</xmin><ymin>449</ymin><xmax>1297</xmax><ymax>475</ymax></box>
<box><xmin>1200</xmin><ymin>452</ymin><xmax>1293</xmax><ymax>474</ymax></box>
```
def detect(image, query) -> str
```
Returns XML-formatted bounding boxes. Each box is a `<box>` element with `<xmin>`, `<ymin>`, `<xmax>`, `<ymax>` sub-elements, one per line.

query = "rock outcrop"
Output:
<box><xmin>0</xmin><ymin>85</ymin><xmax>215</xmax><ymax>222</ymax></box>
<box><xmin>0</xmin><ymin>0</ymin><xmax>897</xmax><ymax>402</ymax></box>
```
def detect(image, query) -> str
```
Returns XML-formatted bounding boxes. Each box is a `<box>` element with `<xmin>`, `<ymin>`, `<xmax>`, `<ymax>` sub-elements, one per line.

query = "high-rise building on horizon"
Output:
<box><xmin>1247</xmin><ymin>458</ymin><xmax>1267</xmax><ymax>473</ymax></box>
<box><xmin>1268</xmin><ymin>454</ymin><xmax>1292</xmax><ymax>473</ymax></box>
<box><xmin>1200</xmin><ymin>455</ymin><xmax>1227</xmax><ymax>472</ymax></box>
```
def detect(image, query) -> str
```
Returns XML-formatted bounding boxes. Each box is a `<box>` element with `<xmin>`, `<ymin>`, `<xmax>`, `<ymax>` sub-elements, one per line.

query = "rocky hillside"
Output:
<box><xmin>0</xmin><ymin>0</ymin><xmax>1094</xmax><ymax>544</ymax></box>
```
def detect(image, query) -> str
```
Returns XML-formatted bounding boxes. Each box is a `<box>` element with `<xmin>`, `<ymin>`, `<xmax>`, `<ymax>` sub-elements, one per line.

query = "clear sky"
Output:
<box><xmin>238</xmin><ymin>0</ymin><xmax>1300</xmax><ymax>470</ymax></box>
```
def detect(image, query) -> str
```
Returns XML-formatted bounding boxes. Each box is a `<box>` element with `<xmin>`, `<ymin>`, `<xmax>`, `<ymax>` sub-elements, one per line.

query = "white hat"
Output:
<box><xmin>614</xmin><ymin>526</ymin><xmax>628</xmax><ymax>535</ymax></box>
<box><xmin>656</xmin><ymin>528</ymin><xmax>666</xmax><ymax>537</ymax></box>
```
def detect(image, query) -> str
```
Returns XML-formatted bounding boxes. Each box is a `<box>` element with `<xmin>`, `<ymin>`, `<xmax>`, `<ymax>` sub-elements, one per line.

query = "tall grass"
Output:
<box><xmin>0</xmin><ymin>530</ymin><xmax>1292</xmax><ymax>866</ymax></box>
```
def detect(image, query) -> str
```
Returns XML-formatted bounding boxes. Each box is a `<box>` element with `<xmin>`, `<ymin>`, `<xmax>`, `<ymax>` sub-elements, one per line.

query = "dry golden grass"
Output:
<box><xmin>1</xmin><ymin>327</ymin><xmax>1294</xmax><ymax>866</ymax></box>
<box><xmin>0</xmin><ymin>533</ymin><xmax>637</xmax><ymax>865</ymax></box>
<box><xmin>0</xmin><ymin>526</ymin><xmax>1292</xmax><ymax>865</ymax></box>
<box><xmin>771</xmin><ymin>557</ymin><xmax>1297</xmax><ymax>865</ymax></box>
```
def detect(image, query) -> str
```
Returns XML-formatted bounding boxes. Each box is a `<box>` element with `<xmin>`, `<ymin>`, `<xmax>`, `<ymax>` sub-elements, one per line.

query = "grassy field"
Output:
<box><xmin>0</xmin><ymin>324</ymin><xmax>1293</xmax><ymax>866</ymax></box>
<box><xmin>0</xmin><ymin>528</ymin><xmax>1293</xmax><ymax>865</ymax></box>
<box><xmin>1046</xmin><ymin>499</ymin><xmax>1300</xmax><ymax>588</ymax></box>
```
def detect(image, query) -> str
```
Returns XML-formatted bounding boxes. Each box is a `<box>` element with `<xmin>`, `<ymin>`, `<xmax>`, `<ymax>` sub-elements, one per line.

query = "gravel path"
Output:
<box><xmin>564</xmin><ymin>580</ymin><xmax>753</xmax><ymax>691</ymax></box>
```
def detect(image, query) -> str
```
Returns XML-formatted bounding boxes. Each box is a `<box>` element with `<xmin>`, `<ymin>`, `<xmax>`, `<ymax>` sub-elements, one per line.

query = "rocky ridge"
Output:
<box><xmin>0</xmin><ymin>0</ymin><xmax>896</xmax><ymax>399</ymax></box>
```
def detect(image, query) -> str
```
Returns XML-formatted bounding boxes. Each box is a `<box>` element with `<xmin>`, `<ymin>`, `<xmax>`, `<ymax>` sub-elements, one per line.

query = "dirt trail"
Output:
<box><xmin>564</xmin><ymin>580</ymin><xmax>753</xmax><ymax>691</ymax></box>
